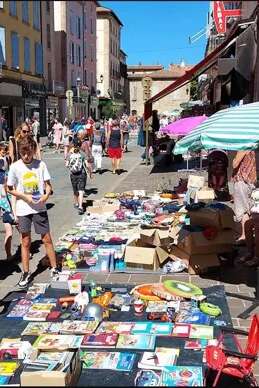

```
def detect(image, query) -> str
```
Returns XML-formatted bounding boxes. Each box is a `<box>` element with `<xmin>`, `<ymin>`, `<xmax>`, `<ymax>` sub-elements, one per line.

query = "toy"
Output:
<box><xmin>131</xmin><ymin>284</ymin><xmax>162</xmax><ymax>302</ymax></box>
<box><xmin>83</xmin><ymin>303</ymin><xmax>103</xmax><ymax>321</ymax></box>
<box><xmin>92</xmin><ymin>292</ymin><xmax>113</xmax><ymax>308</ymax></box>
<box><xmin>163</xmin><ymin>280</ymin><xmax>203</xmax><ymax>299</ymax></box>
<box><xmin>200</xmin><ymin>302</ymin><xmax>222</xmax><ymax>317</ymax></box>
<box><xmin>74</xmin><ymin>291</ymin><xmax>90</xmax><ymax>314</ymax></box>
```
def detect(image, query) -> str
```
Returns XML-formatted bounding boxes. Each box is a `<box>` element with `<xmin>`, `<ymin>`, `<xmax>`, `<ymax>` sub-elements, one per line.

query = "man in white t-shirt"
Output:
<box><xmin>7</xmin><ymin>136</ymin><xmax>59</xmax><ymax>288</ymax></box>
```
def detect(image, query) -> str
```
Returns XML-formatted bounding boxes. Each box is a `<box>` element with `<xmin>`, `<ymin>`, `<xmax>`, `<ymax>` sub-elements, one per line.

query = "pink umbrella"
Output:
<box><xmin>161</xmin><ymin>115</ymin><xmax>208</xmax><ymax>136</ymax></box>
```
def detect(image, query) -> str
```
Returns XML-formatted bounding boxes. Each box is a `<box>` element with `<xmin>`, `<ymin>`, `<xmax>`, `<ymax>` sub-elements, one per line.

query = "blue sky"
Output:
<box><xmin>100</xmin><ymin>1</ymin><xmax>210</xmax><ymax>67</ymax></box>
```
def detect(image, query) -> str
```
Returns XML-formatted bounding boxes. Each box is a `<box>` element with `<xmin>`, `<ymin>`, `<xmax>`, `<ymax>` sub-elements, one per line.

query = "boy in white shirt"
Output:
<box><xmin>7</xmin><ymin>136</ymin><xmax>59</xmax><ymax>288</ymax></box>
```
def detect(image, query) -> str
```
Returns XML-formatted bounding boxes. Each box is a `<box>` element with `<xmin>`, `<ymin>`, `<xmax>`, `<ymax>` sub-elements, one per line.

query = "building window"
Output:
<box><xmin>78</xmin><ymin>45</ymin><xmax>81</xmax><ymax>66</ymax></box>
<box><xmin>0</xmin><ymin>26</ymin><xmax>5</xmax><ymax>64</ymax></box>
<box><xmin>35</xmin><ymin>42</ymin><xmax>43</xmax><ymax>75</ymax></box>
<box><xmin>47</xmin><ymin>24</ymin><xmax>51</xmax><ymax>49</ymax></box>
<box><xmin>11</xmin><ymin>32</ymin><xmax>19</xmax><ymax>69</ymax></box>
<box><xmin>77</xmin><ymin>16</ymin><xmax>81</xmax><ymax>39</ymax></box>
<box><xmin>9</xmin><ymin>0</ymin><xmax>17</xmax><ymax>16</ymax></box>
<box><xmin>24</xmin><ymin>37</ymin><xmax>30</xmax><ymax>72</ymax></box>
<box><xmin>47</xmin><ymin>62</ymin><xmax>52</xmax><ymax>90</ymax></box>
<box><xmin>22</xmin><ymin>1</ymin><xmax>29</xmax><ymax>23</ymax></box>
<box><xmin>71</xmin><ymin>42</ymin><xmax>74</xmax><ymax>64</ymax></box>
<box><xmin>33</xmin><ymin>1</ymin><xmax>41</xmax><ymax>30</ymax></box>
<box><xmin>46</xmin><ymin>0</ymin><xmax>50</xmax><ymax>13</ymax></box>
<box><xmin>84</xmin><ymin>70</ymin><xmax>87</xmax><ymax>85</ymax></box>
<box><xmin>90</xmin><ymin>18</ymin><xmax>93</xmax><ymax>34</ymax></box>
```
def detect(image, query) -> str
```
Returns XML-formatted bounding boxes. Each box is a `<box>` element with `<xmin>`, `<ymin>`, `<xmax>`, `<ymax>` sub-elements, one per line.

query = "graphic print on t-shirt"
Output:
<box><xmin>22</xmin><ymin>171</ymin><xmax>41</xmax><ymax>200</ymax></box>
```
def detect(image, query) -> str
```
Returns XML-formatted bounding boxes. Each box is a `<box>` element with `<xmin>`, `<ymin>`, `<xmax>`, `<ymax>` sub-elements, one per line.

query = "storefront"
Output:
<box><xmin>22</xmin><ymin>81</ymin><xmax>47</xmax><ymax>136</ymax></box>
<box><xmin>46</xmin><ymin>95</ymin><xmax>59</xmax><ymax>131</ymax></box>
<box><xmin>0</xmin><ymin>81</ymin><xmax>24</xmax><ymax>137</ymax></box>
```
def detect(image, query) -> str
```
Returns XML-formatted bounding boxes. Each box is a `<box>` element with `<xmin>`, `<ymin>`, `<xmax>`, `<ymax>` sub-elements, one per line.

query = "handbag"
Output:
<box><xmin>2</xmin><ymin>194</ymin><xmax>16</xmax><ymax>225</ymax></box>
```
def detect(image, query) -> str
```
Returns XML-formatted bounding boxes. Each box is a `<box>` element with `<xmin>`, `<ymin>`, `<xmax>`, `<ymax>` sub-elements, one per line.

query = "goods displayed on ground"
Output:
<box><xmin>0</xmin><ymin>276</ymin><xmax>237</xmax><ymax>387</ymax></box>
<box><xmin>51</xmin><ymin>177</ymin><xmax>235</xmax><ymax>276</ymax></box>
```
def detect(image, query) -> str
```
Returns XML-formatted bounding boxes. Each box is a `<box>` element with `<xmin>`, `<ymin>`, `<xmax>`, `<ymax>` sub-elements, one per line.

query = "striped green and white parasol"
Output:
<box><xmin>173</xmin><ymin>102</ymin><xmax>259</xmax><ymax>155</ymax></box>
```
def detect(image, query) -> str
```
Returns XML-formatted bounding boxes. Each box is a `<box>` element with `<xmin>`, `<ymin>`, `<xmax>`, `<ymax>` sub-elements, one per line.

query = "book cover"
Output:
<box><xmin>21</xmin><ymin>322</ymin><xmax>51</xmax><ymax>336</ymax></box>
<box><xmin>37</xmin><ymin>351</ymin><xmax>68</xmax><ymax>363</ymax></box>
<box><xmin>161</xmin><ymin>366</ymin><xmax>203</xmax><ymax>386</ymax></box>
<box><xmin>146</xmin><ymin>300</ymin><xmax>180</xmax><ymax>313</ymax></box>
<box><xmin>178</xmin><ymin>311</ymin><xmax>210</xmax><ymax>325</ymax></box>
<box><xmin>33</xmin><ymin>334</ymin><xmax>83</xmax><ymax>350</ymax></box>
<box><xmin>189</xmin><ymin>325</ymin><xmax>214</xmax><ymax>340</ymax></box>
<box><xmin>23</xmin><ymin>310</ymin><xmax>50</xmax><ymax>321</ymax></box>
<box><xmin>0</xmin><ymin>375</ymin><xmax>10</xmax><ymax>385</ymax></box>
<box><xmin>135</xmin><ymin>370</ymin><xmax>161</xmax><ymax>386</ymax></box>
<box><xmin>81</xmin><ymin>333</ymin><xmax>118</xmax><ymax>348</ymax></box>
<box><xmin>47</xmin><ymin>323</ymin><xmax>62</xmax><ymax>334</ymax></box>
<box><xmin>30</xmin><ymin>303</ymin><xmax>54</xmax><ymax>312</ymax></box>
<box><xmin>80</xmin><ymin>351</ymin><xmax>135</xmax><ymax>372</ymax></box>
<box><xmin>6</xmin><ymin>299</ymin><xmax>32</xmax><ymax>319</ymax></box>
<box><xmin>138</xmin><ymin>347</ymin><xmax>179</xmax><ymax>370</ymax></box>
<box><xmin>172</xmin><ymin>324</ymin><xmax>191</xmax><ymax>338</ymax></box>
<box><xmin>184</xmin><ymin>339</ymin><xmax>208</xmax><ymax>350</ymax></box>
<box><xmin>116</xmin><ymin>334</ymin><xmax>156</xmax><ymax>350</ymax></box>
<box><xmin>131</xmin><ymin>322</ymin><xmax>173</xmax><ymax>336</ymax></box>
<box><xmin>60</xmin><ymin>320</ymin><xmax>99</xmax><ymax>335</ymax></box>
<box><xmin>0</xmin><ymin>361</ymin><xmax>20</xmax><ymax>376</ymax></box>
<box><xmin>96</xmin><ymin>321</ymin><xmax>133</xmax><ymax>335</ymax></box>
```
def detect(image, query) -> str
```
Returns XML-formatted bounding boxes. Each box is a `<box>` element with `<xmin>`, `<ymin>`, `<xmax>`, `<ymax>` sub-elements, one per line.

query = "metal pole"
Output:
<box><xmin>145</xmin><ymin>117</ymin><xmax>149</xmax><ymax>165</ymax></box>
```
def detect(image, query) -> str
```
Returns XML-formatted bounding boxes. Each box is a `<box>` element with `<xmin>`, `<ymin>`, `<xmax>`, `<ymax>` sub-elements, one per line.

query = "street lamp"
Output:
<box><xmin>76</xmin><ymin>77</ymin><xmax>81</xmax><ymax>102</ymax></box>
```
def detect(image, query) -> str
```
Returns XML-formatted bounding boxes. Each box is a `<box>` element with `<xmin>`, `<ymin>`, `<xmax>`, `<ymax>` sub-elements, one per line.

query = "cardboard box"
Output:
<box><xmin>189</xmin><ymin>206</ymin><xmax>234</xmax><ymax>230</ymax></box>
<box><xmin>171</xmin><ymin>245</ymin><xmax>220</xmax><ymax>275</ymax></box>
<box><xmin>176</xmin><ymin>229</ymin><xmax>234</xmax><ymax>255</ymax></box>
<box><xmin>140</xmin><ymin>229</ymin><xmax>173</xmax><ymax>247</ymax></box>
<box><xmin>124</xmin><ymin>239</ymin><xmax>169</xmax><ymax>271</ymax></box>
<box><xmin>20</xmin><ymin>351</ymin><xmax>81</xmax><ymax>387</ymax></box>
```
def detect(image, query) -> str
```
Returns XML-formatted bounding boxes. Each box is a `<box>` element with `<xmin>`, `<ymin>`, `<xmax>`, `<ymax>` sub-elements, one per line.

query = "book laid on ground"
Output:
<box><xmin>21</xmin><ymin>322</ymin><xmax>51</xmax><ymax>336</ymax></box>
<box><xmin>138</xmin><ymin>347</ymin><xmax>179</xmax><ymax>370</ymax></box>
<box><xmin>178</xmin><ymin>310</ymin><xmax>210</xmax><ymax>325</ymax></box>
<box><xmin>80</xmin><ymin>351</ymin><xmax>135</xmax><ymax>372</ymax></box>
<box><xmin>81</xmin><ymin>333</ymin><xmax>118</xmax><ymax>348</ymax></box>
<box><xmin>95</xmin><ymin>321</ymin><xmax>133</xmax><ymax>335</ymax></box>
<box><xmin>146</xmin><ymin>300</ymin><xmax>180</xmax><ymax>313</ymax></box>
<box><xmin>131</xmin><ymin>322</ymin><xmax>173</xmax><ymax>336</ymax></box>
<box><xmin>171</xmin><ymin>324</ymin><xmax>191</xmax><ymax>338</ymax></box>
<box><xmin>6</xmin><ymin>299</ymin><xmax>33</xmax><ymax>319</ymax></box>
<box><xmin>23</xmin><ymin>310</ymin><xmax>50</xmax><ymax>322</ymax></box>
<box><xmin>33</xmin><ymin>334</ymin><xmax>83</xmax><ymax>350</ymax></box>
<box><xmin>60</xmin><ymin>320</ymin><xmax>99</xmax><ymax>335</ymax></box>
<box><xmin>116</xmin><ymin>334</ymin><xmax>156</xmax><ymax>350</ymax></box>
<box><xmin>0</xmin><ymin>361</ymin><xmax>20</xmax><ymax>376</ymax></box>
<box><xmin>161</xmin><ymin>366</ymin><xmax>204</xmax><ymax>386</ymax></box>
<box><xmin>189</xmin><ymin>324</ymin><xmax>214</xmax><ymax>340</ymax></box>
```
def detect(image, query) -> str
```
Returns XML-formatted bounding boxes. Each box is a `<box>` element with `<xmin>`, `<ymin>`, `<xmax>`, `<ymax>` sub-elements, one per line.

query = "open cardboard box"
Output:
<box><xmin>176</xmin><ymin>228</ymin><xmax>234</xmax><ymax>255</ymax></box>
<box><xmin>189</xmin><ymin>206</ymin><xmax>235</xmax><ymax>230</ymax></box>
<box><xmin>124</xmin><ymin>239</ymin><xmax>172</xmax><ymax>271</ymax></box>
<box><xmin>88</xmin><ymin>203</ymin><xmax>120</xmax><ymax>215</ymax></box>
<box><xmin>140</xmin><ymin>228</ymin><xmax>173</xmax><ymax>247</ymax></box>
<box><xmin>171</xmin><ymin>245</ymin><xmax>220</xmax><ymax>275</ymax></box>
<box><xmin>20</xmin><ymin>351</ymin><xmax>81</xmax><ymax>387</ymax></box>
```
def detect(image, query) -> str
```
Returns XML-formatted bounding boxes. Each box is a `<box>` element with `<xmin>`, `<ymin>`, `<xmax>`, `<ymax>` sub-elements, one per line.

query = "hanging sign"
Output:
<box><xmin>213</xmin><ymin>1</ymin><xmax>241</xmax><ymax>35</ymax></box>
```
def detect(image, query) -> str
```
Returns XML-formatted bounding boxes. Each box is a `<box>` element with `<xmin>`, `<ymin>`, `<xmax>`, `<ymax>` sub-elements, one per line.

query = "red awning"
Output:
<box><xmin>144</xmin><ymin>24</ymin><xmax>240</xmax><ymax>119</ymax></box>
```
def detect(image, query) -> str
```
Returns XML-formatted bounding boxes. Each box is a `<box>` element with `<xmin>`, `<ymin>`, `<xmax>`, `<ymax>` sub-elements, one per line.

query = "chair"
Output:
<box><xmin>205</xmin><ymin>314</ymin><xmax>259</xmax><ymax>387</ymax></box>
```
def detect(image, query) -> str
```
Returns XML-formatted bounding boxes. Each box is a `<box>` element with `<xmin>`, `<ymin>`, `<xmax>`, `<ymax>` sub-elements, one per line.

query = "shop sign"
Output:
<box><xmin>213</xmin><ymin>1</ymin><xmax>241</xmax><ymax>35</ymax></box>
<box><xmin>66</xmin><ymin>89</ymin><xmax>73</xmax><ymax>107</ymax></box>
<box><xmin>47</xmin><ymin>96</ymin><xmax>58</xmax><ymax>108</ymax></box>
<box><xmin>142</xmin><ymin>76</ymin><xmax>152</xmax><ymax>102</ymax></box>
<box><xmin>23</xmin><ymin>82</ymin><xmax>46</xmax><ymax>98</ymax></box>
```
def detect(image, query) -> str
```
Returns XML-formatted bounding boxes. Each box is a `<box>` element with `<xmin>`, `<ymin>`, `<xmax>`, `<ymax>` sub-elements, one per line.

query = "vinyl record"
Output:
<box><xmin>163</xmin><ymin>280</ymin><xmax>203</xmax><ymax>299</ymax></box>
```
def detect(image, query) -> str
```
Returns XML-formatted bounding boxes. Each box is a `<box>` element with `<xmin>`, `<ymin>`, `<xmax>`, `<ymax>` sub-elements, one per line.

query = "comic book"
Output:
<box><xmin>95</xmin><ymin>321</ymin><xmax>133</xmax><ymax>335</ymax></box>
<box><xmin>80</xmin><ymin>351</ymin><xmax>135</xmax><ymax>372</ymax></box>
<box><xmin>33</xmin><ymin>335</ymin><xmax>83</xmax><ymax>350</ymax></box>
<box><xmin>138</xmin><ymin>347</ymin><xmax>179</xmax><ymax>370</ymax></box>
<box><xmin>6</xmin><ymin>299</ymin><xmax>33</xmax><ymax>319</ymax></box>
<box><xmin>21</xmin><ymin>322</ymin><xmax>51</xmax><ymax>336</ymax></box>
<box><xmin>60</xmin><ymin>320</ymin><xmax>99</xmax><ymax>335</ymax></box>
<box><xmin>131</xmin><ymin>322</ymin><xmax>173</xmax><ymax>336</ymax></box>
<box><xmin>81</xmin><ymin>333</ymin><xmax>118</xmax><ymax>348</ymax></box>
<box><xmin>161</xmin><ymin>366</ymin><xmax>204</xmax><ymax>386</ymax></box>
<box><xmin>116</xmin><ymin>334</ymin><xmax>156</xmax><ymax>350</ymax></box>
<box><xmin>23</xmin><ymin>310</ymin><xmax>50</xmax><ymax>321</ymax></box>
<box><xmin>189</xmin><ymin>325</ymin><xmax>214</xmax><ymax>340</ymax></box>
<box><xmin>0</xmin><ymin>361</ymin><xmax>20</xmax><ymax>376</ymax></box>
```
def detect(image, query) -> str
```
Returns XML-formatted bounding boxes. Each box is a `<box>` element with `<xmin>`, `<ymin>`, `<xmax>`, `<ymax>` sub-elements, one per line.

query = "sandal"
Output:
<box><xmin>244</xmin><ymin>257</ymin><xmax>259</xmax><ymax>267</ymax></box>
<box><xmin>236</xmin><ymin>254</ymin><xmax>253</xmax><ymax>264</ymax></box>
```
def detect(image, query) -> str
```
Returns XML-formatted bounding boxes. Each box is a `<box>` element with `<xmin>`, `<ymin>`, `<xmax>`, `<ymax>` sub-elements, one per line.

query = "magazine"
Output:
<box><xmin>25</xmin><ymin>284</ymin><xmax>50</xmax><ymax>300</ymax></box>
<box><xmin>47</xmin><ymin>323</ymin><xmax>62</xmax><ymax>334</ymax></box>
<box><xmin>0</xmin><ymin>375</ymin><xmax>10</xmax><ymax>385</ymax></box>
<box><xmin>189</xmin><ymin>325</ymin><xmax>214</xmax><ymax>340</ymax></box>
<box><xmin>131</xmin><ymin>322</ymin><xmax>173</xmax><ymax>336</ymax></box>
<box><xmin>33</xmin><ymin>335</ymin><xmax>83</xmax><ymax>350</ymax></box>
<box><xmin>80</xmin><ymin>351</ymin><xmax>135</xmax><ymax>372</ymax></box>
<box><xmin>116</xmin><ymin>334</ymin><xmax>156</xmax><ymax>350</ymax></box>
<box><xmin>21</xmin><ymin>322</ymin><xmax>51</xmax><ymax>336</ymax></box>
<box><xmin>96</xmin><ymin>321</ymin><xmax>133</xmax><ymax>335</ymax></box>
<box><xmin>81</xmin><ymin>333</ymin><xmax>118</xmax><ymax>348</ymax></box>
<box><xmin>184</xmin><ymin>339</ymin><xmax>208</xmax><ymax>350</ymax></box>
<box><xmin>135</xmin><ymin>370</ymin><xmax>161</xmax><ymax>386</ymax></box>
<box><xmin>30</xmin><ymin>303</ymin><xmax>55</xmax><ymax>312</ymax></box>
<box><xmin>23</xmin><ymin>310</ymin><xmax>50</xmax><ymax>321</ymax></box>
<box><xmin>146</xmin><ymin>301</ymin><xmax>180</xmax><ymax>313</ymax></box>
<box><xmin>60</xmin><ymin>320</ymin><xmax>99</xmax><ymax>335</ymax></box>
<box><xmin>138</xmin><ymin>347</ymin><xmax>179</xmax><ymax>370</ymax></box>
<box><xmin>6</xmin><ymin>299</ymin><xmax>33</xmax><ymax>319</ymax></box>
<box><xmin>178</xmin><ymin>310</ymin><xmax>210</xmax><ymax>325</ymax></box>
<box><xmin>161</xmin><ymin>366</ymin><xmax>204</xmax><ymax>386</ymax></box>
<box><xmin>0</xmin><ymin>361</ymin><xmax>20</xmax><ymax>376</ymax></box>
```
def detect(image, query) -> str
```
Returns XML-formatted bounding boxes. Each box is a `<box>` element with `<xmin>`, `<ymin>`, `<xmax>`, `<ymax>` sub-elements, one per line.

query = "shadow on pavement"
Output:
<box><xmin>46</xmin><ymin>203</ymin><xmax>55</xmax><ymax>210</ymax></box>
<box><xmin>85</xmin><ymin>187</ymin><xmax>98</xmax><ymax>196</ymax></box>
<box><xmin>0</xmin><ymin>259</ymin><xmax>21</xmax><ymax>280</ymax></box>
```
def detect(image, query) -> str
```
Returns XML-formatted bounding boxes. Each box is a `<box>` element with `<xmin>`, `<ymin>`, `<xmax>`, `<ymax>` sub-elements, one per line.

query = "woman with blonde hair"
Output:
<box><xmin>9</xmin><ymin>122</ymin><xmax>41</xmax><ymax>163</ymax></box>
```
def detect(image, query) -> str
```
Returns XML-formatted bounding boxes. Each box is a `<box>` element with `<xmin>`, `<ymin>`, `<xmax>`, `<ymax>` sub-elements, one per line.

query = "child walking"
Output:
<box><xmin>67</xmin><ymin>138</ymin><xmax>92</xmax><ymax>215</ymax></box>
<box><xmin>7</xmin><ymin>136</ymin><xmax>59</xmax><ymax>288</ymax></box>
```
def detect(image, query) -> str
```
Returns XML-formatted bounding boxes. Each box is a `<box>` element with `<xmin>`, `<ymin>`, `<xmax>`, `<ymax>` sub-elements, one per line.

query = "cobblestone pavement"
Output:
<box><xmin>1</xmin><ymin>141</ymin><xmax>258</xmax><ymax>376</ymax></box>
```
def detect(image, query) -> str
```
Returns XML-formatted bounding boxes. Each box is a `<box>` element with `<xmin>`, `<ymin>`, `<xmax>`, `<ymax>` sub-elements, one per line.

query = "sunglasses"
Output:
<box><xmin>22</xmin><ymin>130</ymin><xmax>30</xmax><ymax>134</ymax></box>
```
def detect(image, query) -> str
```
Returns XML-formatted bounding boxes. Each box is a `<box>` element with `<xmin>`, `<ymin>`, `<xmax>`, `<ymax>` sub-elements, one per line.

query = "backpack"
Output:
<box><xmin>68</xmin><ymin>152</ymin><xmax>84</xmax><ymax>174</ymax></box>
